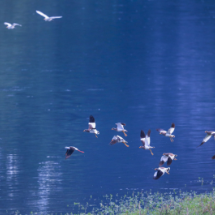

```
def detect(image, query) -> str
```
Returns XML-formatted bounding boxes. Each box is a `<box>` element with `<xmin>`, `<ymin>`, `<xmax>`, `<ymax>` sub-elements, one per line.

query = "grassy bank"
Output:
<box><xmin>85</xmin><ymin>189</ymin><xmax>215</xmax><ymax>215</ymax></box>
<box><xmin>9</xmin><ymin>188</ymin><xmax>215</xmax><ymax>214</ymax></box>
<box><xmin>123</xmin><ymin>192</ymin><xmax>215</xmax><ymax>215</ymax></box>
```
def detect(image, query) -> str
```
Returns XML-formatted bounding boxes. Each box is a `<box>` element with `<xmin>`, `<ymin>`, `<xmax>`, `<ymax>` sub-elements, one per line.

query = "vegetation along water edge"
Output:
<box><xmin>7</xmin><ymin>177</ymin><xmax>215</xmax><ymax>215</ymax></box>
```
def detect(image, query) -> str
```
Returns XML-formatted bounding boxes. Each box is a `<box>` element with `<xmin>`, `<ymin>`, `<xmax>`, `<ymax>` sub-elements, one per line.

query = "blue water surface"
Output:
<box><xmin>0</xmin><ymin>0</ymin><xmax>215</xmax><ymax>214</ymax></box>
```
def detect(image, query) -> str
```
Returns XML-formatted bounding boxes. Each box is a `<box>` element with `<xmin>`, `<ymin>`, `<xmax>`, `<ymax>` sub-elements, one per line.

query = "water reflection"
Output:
<box><xmin>37</xmin><ymin>159</ymin><xmax>62</xmax><ymax>212</ymax></box>
<box><xmin>4</xmin><ymin>153</ymin><xmax>20</xmax><ymax>209</ymax></box>
<box><xmin>6</xmin><ymin>154</ymin><xmax>19</xmax><ymax>182</ymax></box>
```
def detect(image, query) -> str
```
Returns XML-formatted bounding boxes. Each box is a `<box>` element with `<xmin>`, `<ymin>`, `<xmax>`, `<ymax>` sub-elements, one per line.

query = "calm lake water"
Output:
<box><xmin>0</xmin><ymin>0</ymin><xmax>215</xmax><ymax>214</ymax></box>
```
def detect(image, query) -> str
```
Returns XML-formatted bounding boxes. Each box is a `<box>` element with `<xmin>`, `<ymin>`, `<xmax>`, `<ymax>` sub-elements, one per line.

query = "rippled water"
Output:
<box><xmin>0</xmin><ymin>0</ymin><xmax>215</xmax><ymax>214</ymax></box>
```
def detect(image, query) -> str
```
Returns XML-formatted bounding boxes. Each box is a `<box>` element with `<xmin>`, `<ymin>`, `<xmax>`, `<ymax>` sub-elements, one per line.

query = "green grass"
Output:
<box><xmin>83</xmin><ymin>189</ymin><xmax>215</xmax><ymax>215</ymax></box>
<box><xmin>7</xmin><ymin>189</ymin><xmax>215</xmax><ymax>214</ymax></box>
<box><xmin>7</xmin><ymin>179</ymin><xmax>215</xmax><ymax>215</ymax></box>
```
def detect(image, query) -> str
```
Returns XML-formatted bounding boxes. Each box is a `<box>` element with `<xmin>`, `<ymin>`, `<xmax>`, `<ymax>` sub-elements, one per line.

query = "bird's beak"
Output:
<box><xmin>139</xmin><ymin>146</ymin><xmax>141</xmax><ymax>148</ymax></box>
<box><xmin>166</xmin><ymin>172</ymin><xmax>170</xmax><ymax>174</ymax></box>
<box><xmin>174</xmin><ymin>158</ymin><xmax>177</xmax><ymax>160</ymax></box>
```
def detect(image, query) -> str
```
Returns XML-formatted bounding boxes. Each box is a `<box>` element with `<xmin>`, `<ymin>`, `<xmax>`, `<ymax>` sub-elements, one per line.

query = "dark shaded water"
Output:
<box><xmin>1</xmin><ymin>0</ymin><xmax>215</xmax><ymax>214</ymax></box>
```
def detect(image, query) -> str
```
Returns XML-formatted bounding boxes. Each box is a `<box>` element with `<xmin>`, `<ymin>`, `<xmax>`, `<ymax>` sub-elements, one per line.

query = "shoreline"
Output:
<box><xmin>85</xmin><ymin>189</ymin><xmax>215</xmax><ymax>215</ymax></box>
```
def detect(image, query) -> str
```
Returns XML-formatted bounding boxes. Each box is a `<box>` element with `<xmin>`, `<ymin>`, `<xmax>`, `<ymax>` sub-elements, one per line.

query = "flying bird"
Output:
<box><xmin>139</xmin><ymin>130</ymin><xmax>154</xmax><ymax>155</ymax></box>
<box><xmin>83</xmin><ymin>115</ymin><xmax>100</xmax><ymax>138</ymax></box>
<box><xmin>159</xmin><ymin>153</ymin><xmax>177</xmax><ymax>166</ymax></box>
<box><xmin>153</xmin><ymin>167</ymin><xmax>170</xmax><ymax>180</ymax></box>
<box><xmin>110</xmin><ymin>135</ymin><xmax>129</xmax><ymax>147</ymax></box>
<box><xmin>36</xmin><ymin>10</ymin><xmax>62</xmax><ymax>21</ymax></box>
<box><xmin>198</xmin><ymin>131</ymin><xmax>215</xmax><ymax>147</ymax></box>
<box><xmin>156</xmin><ymin>123</ymin><xmax>175</xmax><ymax>142</ymax></box>
<box><xmin>111</xmin><ymin>122</ymin><xmax>127</xmax><ymax>136</ymax></box>
<box><xmin>4</xmin><ymin>22</ymin><xmax>21</xmax><ymax>29</ymax></box>
<box><xmin>65</xmin><ymin>146</ymin><xmax>84</xmax><ymax>159</ymax></box>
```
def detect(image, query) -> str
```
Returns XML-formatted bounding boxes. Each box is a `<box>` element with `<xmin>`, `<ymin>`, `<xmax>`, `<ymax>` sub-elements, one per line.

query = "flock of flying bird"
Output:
<box><xmin>66</xmin><ymin>115</ymin><xmax>215</xmax><ymax>180</ymax></box>
<box><xmin>4</xmin><ymin>10</ymin><xmax>62</xmax><ymax>29</ymax></box>
<box><xmin>4</xmin><ymin>11</ymin><xmax>215</xmax><ymax>181</ymax></box>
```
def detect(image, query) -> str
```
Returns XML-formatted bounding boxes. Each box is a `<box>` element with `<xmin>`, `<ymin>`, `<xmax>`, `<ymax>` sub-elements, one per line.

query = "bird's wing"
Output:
<box><xmin>89</xmin><ymin>115</ymin><xmax>95</xmax><ymax>122</ymax></box>
<box><xmin>167</xmin><ymin>157</ymin><xmax>173</xmax><ymax>166</ymax></box>
<box><xmin>159</xmin><ymin>160</ymin><xmax>164</xmax><ymax>166</ymax></box>
<box><xmin>116</xmin><ymin>135</ymin><xmax>125</xmax><ymax>142</ymax></box>
<box><xmin>4</xmin><ymin>22</ymin><xmax>11</xmax><ymax>27</ymax></box>
<box><xmin>198</xmin><ymin>134</ymin><xmax>212</xmax><ymax>147</ymax></box>
<box><xmin>203</xmin><ymin>133</ymin><xmax>212</xmax><ymax>142</ymax></box>
<box><xmin>110</xmin><ymin>136</ymin><xmax>119</xmax><ymax>145</ymax></box>
<box><xmin>156</xmin><ymin>128</ymin><xmax>167</xmax><ymax>134</ymax></box>
<box><xmin>168</xmin><ymin>153</ymin><xmax>175</xmax><ymax>160</ymax></box>
<box><xmin>159</xmin><ymin>155</ymin><xmax>168</xmax><ymax>166</ymax></box>
<box><xmin>141</xmin><ymin>138</ymin><xmax>145</xmax><ymax>146</ymax></box>
<box><xmin>206</xmin><ymin>131</ymin><xmax>215</xmax><ymax>139</ymax></box>
<box><xmin>110</xmin><ymin>139</ymin><xmax>118</xmax><ymax>145</ymax></box>
<box><xmin>145</xmin><ymin>129</ymin><xmax>151</xmax><ymax>146</ymax></box>
<box><xmin>153</xmin><ymin>170</ymin><xmax>163</xmax><ymax>180</ymax></box>
<box><xmin>88</xmin><ymin>122</ymin><xmax>96</xmax><ymax>129</ymax></box>
<box><xmin>88</xmin><ymin>115</ymin><xmax>96</xmax><ymax>128</ymax></box>
<box><xmin>36</xmin><ymin>10</ymin><xmax>49</xmax><ymax>18</ymax></box>
<box><xmin>205</xmin><ymin>131</ymin><xmax>214</xmax><ymax>135</ymax></box>
<box><xmin>140</xmin><ymin>130</ymin><xmax>145</xmax><ymax>146</ymax></box>
<box><xmin>65</xmin><ymin>148</ymin><xmax>75</xmax><ymax>159</ymax></box>
<box><xmin>116</xmin><ymin>123</ymin><xmax>124</xmax><ymax>130</ymax></box>
<box><xmin>167</xmin><ymin>123</ymin><xmax>175</xmax><ymax>135</ymax></box>
<box><xmin>50</xmin><ymin>16</ymin><xmax>62</xmax><ymax>19</ymax></box>
<box><xmin>13</xmin><ymin>23</ymin><xmax>22</xmax><ymax>26</ymax></box>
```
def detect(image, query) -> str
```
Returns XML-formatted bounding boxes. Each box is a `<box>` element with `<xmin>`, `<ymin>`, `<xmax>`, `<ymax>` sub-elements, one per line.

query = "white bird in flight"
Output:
<box><xmin>83</xmin><ymin>115</ymin><xmax>100</xmax><ymax>138</ymax></box>
<box><xmin>159</xmin><ymin>153</ymin><xmax>177</xmax><ymax>166</ymax></box>
<box><xmin>156</xmin><ymin>123</ymin><xmax>175</xmax><ymax>142</ymax></box>
<box><xmin>111</xmin><ymin>122</ymin><xmax>128</xmax><ymax>136</ymax></box>
<box><xmin>65</xmin><ymin>146</ymin><xmax>84</xmax><ymax>159</ymax></box>
<box><xmin>153</xmin><ymin>167</ymin><xmax>170</xmax><ymax>180</ymax></box>
<box><xmin>139</xmin><ymin>129</ymin><xmax>155</xmax><ymax>155</ymax></box>
<box><xmin>198</xmin><ymin>131</ymin><xmax>215</xmax><ymax>147</ymax></box>
<box><xmin>4</xmin><ymin>22</ymin><xmax>21</xmax><ymax>29</ymax></box>
<box><xmin>110</xmin><ymin>135</ymin><xmax>129</xmax><ymax>147</ymax></box>
<box><xmin>36</xmin><ymin>10</ymin><xmax>62</xmax><ymax>21</ymax></box>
